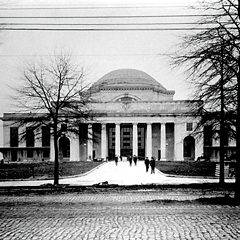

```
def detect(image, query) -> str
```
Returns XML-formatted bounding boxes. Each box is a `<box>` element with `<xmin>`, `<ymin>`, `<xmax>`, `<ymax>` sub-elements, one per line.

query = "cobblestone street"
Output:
<box><xmin>0</xmin><ymin>190</ymin><xmax>239</xmax><ymax>240</ymax></box>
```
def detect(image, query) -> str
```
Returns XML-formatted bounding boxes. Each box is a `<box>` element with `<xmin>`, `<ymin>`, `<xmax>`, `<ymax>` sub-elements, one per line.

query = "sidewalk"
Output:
<box><xmin>0</xmin><ymin>161</ymin><xmax>235</xmax><ymax>187</ymax></box>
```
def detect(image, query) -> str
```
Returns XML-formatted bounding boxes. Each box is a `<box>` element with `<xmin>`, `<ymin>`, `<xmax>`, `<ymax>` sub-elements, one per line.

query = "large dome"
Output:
<box><xmin>91</xmin><ymin>69</ymin><xmax>167</xmax><ymax>91</ymax></box>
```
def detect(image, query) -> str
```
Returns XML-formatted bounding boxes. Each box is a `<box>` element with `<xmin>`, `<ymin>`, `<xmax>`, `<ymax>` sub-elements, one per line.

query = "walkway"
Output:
<box><xmin>0</xmin><ymin>161</ymin><xmax>235</xmax><ymax>187</ymax></box>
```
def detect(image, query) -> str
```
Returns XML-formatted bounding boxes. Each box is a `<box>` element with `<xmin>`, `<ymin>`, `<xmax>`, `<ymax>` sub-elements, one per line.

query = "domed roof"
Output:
<box><xmin>91</xmin><ymin>69</ymin><xmax>167</xmax><ymax>91</ymax></box>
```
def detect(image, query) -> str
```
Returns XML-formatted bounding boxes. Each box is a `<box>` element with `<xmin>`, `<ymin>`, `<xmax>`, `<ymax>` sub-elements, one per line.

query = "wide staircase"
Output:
<box><xmin>74</xmin><ymin>161</ymin><xmax>167</xmax><ymax>186</ymax></box>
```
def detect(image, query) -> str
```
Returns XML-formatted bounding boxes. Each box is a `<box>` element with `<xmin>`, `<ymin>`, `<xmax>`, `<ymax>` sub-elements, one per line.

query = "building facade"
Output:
<box><xmin>0</xmin><ymin>69</ymin><xmax>235</xmax><ymax>162</ymax></box>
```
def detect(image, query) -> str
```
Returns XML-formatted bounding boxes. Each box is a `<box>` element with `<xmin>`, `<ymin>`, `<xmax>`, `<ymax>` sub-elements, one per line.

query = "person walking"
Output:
<box><xmin>114</xmin><ymin>155</ymin><xmax>118</xmax><ymax>166</ymax></box>
<box><xmin>128</xmin><ymin>155</ymin><xmax>132</xmax><ymax>166</ymax></box>
<box><xmin>133</xmin><ymin>155</ymin><xmax>138</xmax><ymax>166</ymax></box>
<box><xmin>150</xmin><ymin>157</ymin><xmax>155</xmax><ymax>174</ymax></box>
<box><xmin>144</xmin><ymin>157</ymin><xmax>150</xmax><ymax>172</ymax></box>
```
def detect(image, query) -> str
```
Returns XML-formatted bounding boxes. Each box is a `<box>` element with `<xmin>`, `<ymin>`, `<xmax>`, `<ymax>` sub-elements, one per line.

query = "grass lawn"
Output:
<box><xmin>156</xmin><ymin>161</ymin><xmax>217</xmax><ymax>177</ymax></box>
<box><xmin>0</xmin><ymin>161</ymin><xmax>102</xmax><ymax>180</ymax></box>
<box><xmin>0</xmin><ymin>160</ymin><xmax>217</xmax><ymax>180</ymax></box>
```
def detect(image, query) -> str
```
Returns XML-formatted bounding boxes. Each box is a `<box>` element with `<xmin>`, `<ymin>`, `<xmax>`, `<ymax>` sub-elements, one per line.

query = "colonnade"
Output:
<box><xmin>87</xmin><ymin>122</ymin><xmax>169</xmax><ymax>160</ymax></box>
<box><xmin>50</xmin><ymin>121</ymin><xmax>201</xmax><ymax>162</ymax></box>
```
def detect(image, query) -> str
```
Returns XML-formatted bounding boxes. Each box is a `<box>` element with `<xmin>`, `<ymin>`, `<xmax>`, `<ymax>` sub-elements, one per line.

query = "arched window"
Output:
<box><xmin>118</xmin><ymin>96</ymin><xmax>135</xmax><ymax>102</ymax></box>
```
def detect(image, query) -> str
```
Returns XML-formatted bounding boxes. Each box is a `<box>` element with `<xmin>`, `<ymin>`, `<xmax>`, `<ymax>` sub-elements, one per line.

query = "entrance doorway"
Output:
<box><xmin>120</xmin><ymin>125</ymin><xmax>132</xmax><ymax>157</ymax></box>
<box><xmin>183</xmin><ymin>136</ymin><xmax>195</xmax><ymax>160</ymax></box>
<box><xmin>11</xmin><ymin>150</ymin><xmax>17</xmax><ymax>161</ymax></box>
<box><xmin>59</xmin><ymin>136</ymin><xmax>70</xmax><ymax>161</ymax></box>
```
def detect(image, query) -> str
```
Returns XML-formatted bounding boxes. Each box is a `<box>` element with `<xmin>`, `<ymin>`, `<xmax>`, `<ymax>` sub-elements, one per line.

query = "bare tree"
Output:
<box><xmin>12</xmin><ymin>52</ymin><xmax>94</xmax><ymax>185</ymax></box>
<box><xmin>173</xmin><ymin>0</ymin><xmax>240</xmax><ymax>203</ymax></box>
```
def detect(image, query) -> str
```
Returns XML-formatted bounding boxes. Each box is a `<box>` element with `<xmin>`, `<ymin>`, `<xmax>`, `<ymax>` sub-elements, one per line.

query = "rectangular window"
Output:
<box><xmin>204</xmin><ymin>126</ymin><xmax>212</xmax><ymax>146</ymax></box>
<box><xmin>10</xmin><ymin>127</ymin><xmax>18</xmax><ymax>147</ymax></box>
<box><xmin>43</xmin><ymin>149</ymin><xmax>50</xmax><ymax>158</ymax></box>
<box><xmin>186</xmin><ymin>123</ymin><xmax>193</xmax><ymax>131</ymax></box>
<box><xmin>26</xmin><ymin>127</ymin><xmax>35</xmax><ymax>147</ymax></box>
<box><xmin>27</xmin><ymin>149</ymin><xmax>33</xmax><ymax>158</ymax></box>
<box><xmin>108</xmin><ymin>127</ymin><xmax>115</xmax><ymax>150</ymax></box>
<box><xmin>42</xmin><ymin>126</ymin><xmax>50</xmax><ymax>147</ymax></box>
<box><xmin>121</xmin><ymin>126</ymin><xmax>132</xmax><ymax>149</ymax></box>
<box><xmin>224</xmin><ymin>127</ymin><xmax>229</xmax><ymax>146</ymax></box>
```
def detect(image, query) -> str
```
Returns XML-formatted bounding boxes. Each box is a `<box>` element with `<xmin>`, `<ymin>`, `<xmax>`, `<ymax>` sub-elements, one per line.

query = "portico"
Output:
<box><xmin>75</xmin><ymin>120</ymin><xmax>201</xmax><ymax>162</ymax></box>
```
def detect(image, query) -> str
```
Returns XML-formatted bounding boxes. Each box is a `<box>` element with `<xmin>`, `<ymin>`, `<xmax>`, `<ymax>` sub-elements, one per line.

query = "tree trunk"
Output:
<box><xmin>53</xmin><ymin>125</ymin><xmax>59</xmax><ymax>186</ymax></box>
<box><xmin>219</xmin><ymin>45</ymin><xmax>225</xmax><ymax>185</ymax></box>
<box><xmin>234</xmin><ymin>0</ymin><xmax>240</xmax><ymax>205</ymax></box>
<box><xmin>235</xmin><ymin>57</ymin><xmax>240</xmax><ymax>204</ymax></box>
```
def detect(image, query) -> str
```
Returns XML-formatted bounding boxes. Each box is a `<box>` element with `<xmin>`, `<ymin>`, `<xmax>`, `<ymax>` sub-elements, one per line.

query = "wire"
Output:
<box><xmin>1</xmin><ymin>27</ymin><xmax>217</xmax><ymax>31</ymax></box>
<box><xmin>0</xmin><ymin>14</ymin><xmax>218</xmax><ymax>19</ymax></box>
<box><xmin>0</xmin><ymin>53</ymin><xmax>171</xmax><ymax>57</ymax></box>
<box><xmin>2</xmin><ymin>22</ymin><xmax>215</xmax><ymax>26</ymax></box>
<box><xmin>0</xmin><ymin>5</ymin><xmax>200</xmax><ymax>10</ymax></box>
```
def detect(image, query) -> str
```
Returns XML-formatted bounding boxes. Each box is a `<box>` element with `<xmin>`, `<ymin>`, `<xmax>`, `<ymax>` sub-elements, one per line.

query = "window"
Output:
<box><xmin>118</xmin><ymin>97</ymin><xmax>135</xmax><ymax>102</ymax></box>
<box><xmin>43</xmin><ymin>149</ymin><xmax>50</xmax><ymax>158</ymax></box>
<box><xmin>10</xmin><ymin>127</ymin><xmax>18</xmax><ymax>147</ymax></box>
<box><xmin>138</xmin><ymin>127</ymin><xmax>145</xmax><ymax>149</ymax></box>
<box><xmin>108</xmin><ymin>127</ymin><xmax>115</xmax><ymax>150</ymax></box>
<box><xmin>26</xmin><ymin>127</ymin><xmax>35</xmax><ymax>147</ymax></box>
<box><xmin>121</xmin><ymin>127</ymin><xmax>132</xmax><ymax>149</ymax></box>
<box><xmin>186</xmin><ymin>123</ymin><xmax>193</xmax><ymax>131</ymax></box>
<box><xmin>204</xmin><ymin>126</ymin><xmax>212</xmax><ymax>146</ymax></box>
<box><xmin>27</xmin><ymin>149</ymin><xmax>33</xmax><ymax>158</ymax></box>
<box><xmin>61</xmin><ymin>123</ymin><xmax>67</xmax><ymax>132</ymax></box>
<box><xmin>42</xmin><ymin>126</ymin><xmax>50</xmax><ymax>147</ymax></box>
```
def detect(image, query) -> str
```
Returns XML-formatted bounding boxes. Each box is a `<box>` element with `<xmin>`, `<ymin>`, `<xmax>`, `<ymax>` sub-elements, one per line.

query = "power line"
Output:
<box><xmin>0</xmin><ymin>14</ymin><xmax>217</xmax><ymax>19</ymax></box>
<box><xmin>1</xmin><ymin>27</ymin><xmax>217</xmax><ymax>31</ymax></box>
<box><xmin>0</xmin><ymin>53</ymin><xmax>171</xmax><ymax>57</ymax></box>
<box><xmin>0</xmin><ymin>5</ymin><xmax>200</xmax><ymax>10</ymax></box>
<box><xmin>2</xmin><ymin>22</ymin><xmax>215</xmax><ymax>26</ymax></box>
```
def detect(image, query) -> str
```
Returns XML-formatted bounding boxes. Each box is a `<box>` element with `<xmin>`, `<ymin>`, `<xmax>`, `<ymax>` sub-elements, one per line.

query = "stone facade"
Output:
<box><xmin>1</xmin><ymin>68</ymin><xmax>235</xmax><ymax>162</ymax></box>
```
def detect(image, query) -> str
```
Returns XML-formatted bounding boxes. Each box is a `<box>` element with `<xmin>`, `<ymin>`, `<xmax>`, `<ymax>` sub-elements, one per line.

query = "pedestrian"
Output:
<box><xmin>150</xmin><ymin>157</ymin><xmax>155</xmax><ymax>174</ymax></box>
<box><xmin>144</xmin><ymin>157</ymin><xmax>150</xmax><ymax>172</ymax></box>
<box><xmin>133</xmin><ymin>155</ymin><xmax>138</xmax><ymax>166</ymax></box>
<box><xmin>114</xmin><ymin>155</ymin><xmax>118</xmax><ymax>166</ymax></box>
<box><xmin>129</xmin><ymin>155</ymin><xmax>132</xmax><ymax>166</ymax></box>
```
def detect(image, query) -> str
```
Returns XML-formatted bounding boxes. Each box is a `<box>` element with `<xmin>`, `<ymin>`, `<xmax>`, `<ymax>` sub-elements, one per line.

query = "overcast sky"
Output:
<box><xmin>0</xmin><ymin>0</ymin><xmax>203</xmax><ymax>149</ymax></box>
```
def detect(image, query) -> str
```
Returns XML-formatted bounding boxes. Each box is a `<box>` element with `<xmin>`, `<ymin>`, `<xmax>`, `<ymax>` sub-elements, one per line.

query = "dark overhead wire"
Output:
<box><xmin>2</xmin><ymin>22</ymin><xmax>215</xmax><ymax>26</ymax></box>
<box><xmin>0</xmin><ymin>53</ymin><xmax>171</xmax><ymax>57</ymax></box>
<box><xmin>0</xmin><ymin>5</ymin><xmax>200</xmax><ymax>10</ymax></box>
<box><xmin>0</xmin><ymin>14</ymin><xmax>218</xmax><ymax>19</ymax></box>
<box><xmin>1</xmin><ymin>27</ymin><xmax>217</xmax><ymax>31</ymax></box>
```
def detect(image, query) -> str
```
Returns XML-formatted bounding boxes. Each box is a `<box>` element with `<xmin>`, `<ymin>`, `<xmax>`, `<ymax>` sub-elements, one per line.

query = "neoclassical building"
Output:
<box><xmin>85</xmin><ymin>68</ymin><xmax>203</xmax><ymax>161</ymax></box>
<box><xmin>0</xmin><ymin>69</ymin><xmax>208</xmax><ymax>162</ymax></box>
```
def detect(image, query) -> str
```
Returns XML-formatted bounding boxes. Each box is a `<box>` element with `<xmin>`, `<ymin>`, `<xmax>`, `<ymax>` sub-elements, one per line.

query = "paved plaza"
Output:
<box><xmin>0</xmin><ymin>161</ymin><xmax>235</xmax><ymax>187</ymax></box>
<box><xmin>0</xmin><ymin>191</ymin><xmax>240</xmax><ymax>240</ymax></box>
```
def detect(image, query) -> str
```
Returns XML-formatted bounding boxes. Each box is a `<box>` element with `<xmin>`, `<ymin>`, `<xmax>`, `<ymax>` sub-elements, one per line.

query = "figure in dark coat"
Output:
<box><xmin>114</xmin><ymin>155</ymin><xmax>118</xmax><ymax>166</ymax></box>
<box><xmin>150</xmin><ymin>157</ymin><xmax>156</xmax><ymax>174</ymax></box>
<box><xmin>133</xmin><ymin>155</ymin><xmax>138</xmax><ymax>166</ymax></box>
<box><xmin>144</xmin><ymin>157</ymin><xmax>150</xmax><ymax>172</ymax></box>
<box><xmin>128</xmin><ymin>155</ymin><xmax>133</xmax><ymax>166</ymax></box>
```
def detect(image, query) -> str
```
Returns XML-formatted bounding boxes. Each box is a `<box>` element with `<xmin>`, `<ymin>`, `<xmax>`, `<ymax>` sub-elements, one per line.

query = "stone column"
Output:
<box><xmin>87</xmin><ymin>124</ymin><xmax>93</xmax><ymax>161</ymax></box>
<box><xmin>161</xmin><ymin>123</ymin><xmax>166</xmax><ymax>160</ymax></box>
<box><xmin>101</xmin><ymin>123</ymin><xmax>107</xmax><ymax>160</ymax></box>
<box><xmin>132</xmin><ymin>123</ymin><xmax>138</xmax><ymax>156</ymax></box>
<box><xmin>146</xmin><ymin>123</ymin><xmax>152</xmax><ymax>158</ymax></box>
<box><xmin>50</xmin><ymin>135</ymin><xmax>54</xmax><ymax>162</ymax></box>
<box><xmin>70</xmin><ymin>135</ymin><xmax>80</xmax><ymax>161</ymax></box>
<box><xmin>174</xmin><ymin>122</ymin><xmax>183</xmax><ymax>160</ymax></box>
<box><xmin>115</xmin><ymin>123</ymin><xmax>121</xmax><ymax>157</ymax></box>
